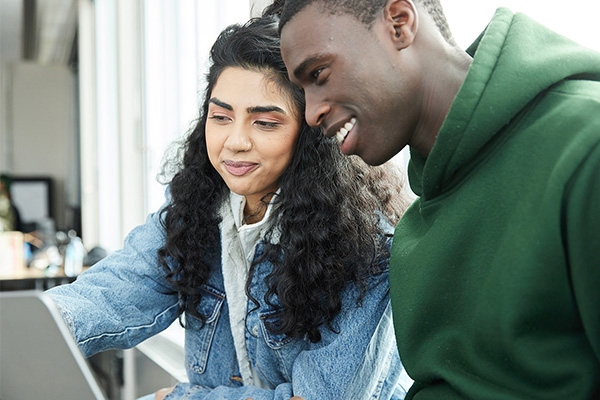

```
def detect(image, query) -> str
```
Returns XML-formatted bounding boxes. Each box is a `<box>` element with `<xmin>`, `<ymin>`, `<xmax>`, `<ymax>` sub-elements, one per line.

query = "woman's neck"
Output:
<box><xmin>243</xmin><ymin>193</ymin><xmax>273</xmax><ymax>225</ymax></box>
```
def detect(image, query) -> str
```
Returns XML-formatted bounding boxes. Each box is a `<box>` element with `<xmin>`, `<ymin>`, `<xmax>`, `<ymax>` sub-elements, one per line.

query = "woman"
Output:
<box><xmin>47</xmin><ymin>16</ymin><xmax>412</xmax><ymax>399</ymax></box>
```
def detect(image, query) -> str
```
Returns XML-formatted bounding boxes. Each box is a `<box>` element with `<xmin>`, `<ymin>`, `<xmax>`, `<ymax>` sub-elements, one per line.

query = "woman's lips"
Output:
<box><xmin>223</xmin><ymin>160</ymin><xmax>258</xmax><ymax>176</ymax></box>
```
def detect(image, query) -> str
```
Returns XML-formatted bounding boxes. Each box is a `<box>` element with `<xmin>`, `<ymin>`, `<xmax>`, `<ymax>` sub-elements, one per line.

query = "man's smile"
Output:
<box><xmin>335</xmin><ymin>117</ymin><xmax>357</xmax><ymax>144</ymax></box>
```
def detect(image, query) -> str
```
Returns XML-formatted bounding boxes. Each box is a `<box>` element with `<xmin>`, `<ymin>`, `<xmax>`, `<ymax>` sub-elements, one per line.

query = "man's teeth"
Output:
<box><xmin>336</xmin><ymin>128</ymin><xmax>348</xmax><ymax>143</ymax></box>
<box><xmin>336</xmin><ymin>118</ymin><xmax>357</xmax><ymax>144</ymax></box>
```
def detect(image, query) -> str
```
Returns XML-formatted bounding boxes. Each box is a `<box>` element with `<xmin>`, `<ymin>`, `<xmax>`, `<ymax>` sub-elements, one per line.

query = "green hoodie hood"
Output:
<box><xmin>409</xmin><ymin>8</ymin><xmax>600</xmax><ymax>199</ymax></box>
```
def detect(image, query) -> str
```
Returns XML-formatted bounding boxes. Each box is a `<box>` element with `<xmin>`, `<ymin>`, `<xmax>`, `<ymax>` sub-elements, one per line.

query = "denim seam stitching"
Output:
<box><xmin>370</xmin><ymin>345</ymin><xmax>393</xmax><ymax>400</ymax></box>
<box><xmin>77</xmin><ymin>302</ymin><xmax>179</xmax><ymax>346</ymax></box>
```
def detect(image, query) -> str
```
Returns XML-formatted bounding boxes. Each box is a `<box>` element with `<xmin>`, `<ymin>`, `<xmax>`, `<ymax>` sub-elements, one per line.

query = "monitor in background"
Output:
<box><xmin>9</xmin><ymin>176</ymin><xmax>53</xmax><ymax>233</ymax></box>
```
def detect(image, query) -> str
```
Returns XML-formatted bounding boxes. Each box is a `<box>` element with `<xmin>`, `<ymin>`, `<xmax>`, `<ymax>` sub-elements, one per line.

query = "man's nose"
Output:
<box><xmin>304</xmin><ymin>91</ymin><xmax>331</xmax><ymax>129</ymax></box>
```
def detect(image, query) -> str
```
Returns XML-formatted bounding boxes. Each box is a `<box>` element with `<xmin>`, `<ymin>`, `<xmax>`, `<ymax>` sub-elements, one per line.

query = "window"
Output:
<box><xmin>444</xmin><ymin>1</ymin><xmax>600</xmax><ymax>52</ymax></box>
<box><xmin>142</xmin><ymin>1</ymin><xmax>251</xmax><ymax>215</ymax></box>
<box><xmin>81</xmin><ymin>0</ymin><xmax>250</xmax><ymax>251</ymax></box>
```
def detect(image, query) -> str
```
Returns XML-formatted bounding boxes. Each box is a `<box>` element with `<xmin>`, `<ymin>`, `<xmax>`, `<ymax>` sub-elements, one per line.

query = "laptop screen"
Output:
<box><xmin>0</xmin><ymin>290</ymin><xmax>105</xmax><ymax>399</ymax></box>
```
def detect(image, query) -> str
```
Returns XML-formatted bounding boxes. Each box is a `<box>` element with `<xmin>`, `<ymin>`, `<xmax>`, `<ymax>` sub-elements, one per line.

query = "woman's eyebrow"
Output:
<box><xmin>209</xmin><ymin>98</ymin><xmax>285</xmax><ymax>115</ymax></box>
<box><xmin>247</xmin><ymin>105</ymin><xmax>286</xmax><ymax>115</ymax></box>
<box><xmin>208</xmin><ymin>97</ymin><xmax>232</xmax><ymax>110</ymax></box>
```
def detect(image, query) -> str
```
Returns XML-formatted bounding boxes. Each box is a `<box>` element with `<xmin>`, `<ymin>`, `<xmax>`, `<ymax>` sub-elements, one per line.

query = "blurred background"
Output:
<box><xmin>1</xmin><ymin>1</ymin><xmax>599</xmax><ymax>398</ymax></box>
<box><xmin>1</xmin><ymin>0</ymin><xmax>599</xmax><ymax>267</ymax></box>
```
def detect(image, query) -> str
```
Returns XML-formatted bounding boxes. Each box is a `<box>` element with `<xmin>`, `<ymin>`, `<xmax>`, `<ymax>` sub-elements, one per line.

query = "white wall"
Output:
<box><xmin>7</xmin><ymin>62</ymin><xmax>78</xmax><ymax>229</ymax></box>
<box><xmin>0</xmin><ymin>66</ymin><xmax>10</xmax><ymax>173</ymax></box>
<box><xmin>443</xmin><ymin>1</ymin><xmax>600</xmax><ymax>52</ymax></box>
<box><xmin>250</xmin><ymin>0</ymin><xmax>272</xmax><ymax>16</ymax></box>
<box><xmin>0</xmin><ymin>0</ymin><xmax>23</xmax><ymax>173</ymax></box>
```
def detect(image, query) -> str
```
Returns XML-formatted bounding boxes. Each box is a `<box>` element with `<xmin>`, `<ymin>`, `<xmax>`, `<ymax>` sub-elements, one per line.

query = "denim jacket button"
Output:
<box><xmin>253</xmin><ymin>325</ymin><xmax>259</xmax><ymax>336</ymax></box>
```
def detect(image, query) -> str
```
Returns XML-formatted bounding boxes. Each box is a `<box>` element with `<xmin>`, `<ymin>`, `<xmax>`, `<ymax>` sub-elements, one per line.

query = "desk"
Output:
<box><xmin>0</xmin><ymin>268</ymin><xmax>78</xmax><ymax>291</ymax></box>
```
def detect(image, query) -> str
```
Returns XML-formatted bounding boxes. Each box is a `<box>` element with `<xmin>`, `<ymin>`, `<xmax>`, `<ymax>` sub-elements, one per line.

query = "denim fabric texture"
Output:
<box><xmin>47</xmin><ymin>203</ymin><xmax>411</xmax><ymax>399</ymax></box>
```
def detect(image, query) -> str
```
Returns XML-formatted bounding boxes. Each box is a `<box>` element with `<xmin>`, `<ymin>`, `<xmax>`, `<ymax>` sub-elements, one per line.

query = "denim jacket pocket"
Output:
<box><xmin>259</xmin><ymin>308</ymin><xmax>295</xmax><ymax>349</ymax></box>
<box><xmin>185</xmin><ymin>285</ymin><xmax>225</xmax><ymax>374</ymax></box>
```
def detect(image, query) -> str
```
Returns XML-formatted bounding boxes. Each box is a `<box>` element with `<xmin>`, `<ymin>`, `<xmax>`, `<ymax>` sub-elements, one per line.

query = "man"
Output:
<box><xmin>272</xmin><ymin>0</ymin><xmax>600</xmax><ymax>398</ymax></box>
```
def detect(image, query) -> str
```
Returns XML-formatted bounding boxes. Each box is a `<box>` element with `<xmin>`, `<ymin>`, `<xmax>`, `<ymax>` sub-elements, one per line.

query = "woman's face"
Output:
<box><xmin>206</xmin><ymin>67</ymin><xmax>300</xmax><ymax>209</ymax></box>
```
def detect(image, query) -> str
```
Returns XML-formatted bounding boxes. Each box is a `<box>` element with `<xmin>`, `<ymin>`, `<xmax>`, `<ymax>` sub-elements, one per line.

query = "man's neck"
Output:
<box><xmin>413</xmin><ymin>45</ymin><xmax>472</xmax><ymax>157</ymax></box>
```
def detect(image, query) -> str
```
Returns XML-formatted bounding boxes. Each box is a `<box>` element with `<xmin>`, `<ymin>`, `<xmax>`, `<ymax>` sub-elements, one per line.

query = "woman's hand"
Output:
<box><xmin>154</xmin><ymin>387</ymin><xmax>174</xmax><ymax>400</ymax></box>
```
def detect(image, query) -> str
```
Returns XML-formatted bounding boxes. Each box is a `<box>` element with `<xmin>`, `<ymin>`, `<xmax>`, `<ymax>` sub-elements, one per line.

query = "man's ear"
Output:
<box><xmin>384</xmin><ymin>0</ymin><xmax>418</xmax><ymax>50</ymax></box>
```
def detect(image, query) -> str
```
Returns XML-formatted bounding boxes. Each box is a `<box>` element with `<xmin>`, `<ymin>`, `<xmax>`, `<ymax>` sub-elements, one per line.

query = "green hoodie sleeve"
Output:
<box><xmin>564</xmin><ymin>140</ymin><xmax>600</xmax><ymax>361</ymax></box>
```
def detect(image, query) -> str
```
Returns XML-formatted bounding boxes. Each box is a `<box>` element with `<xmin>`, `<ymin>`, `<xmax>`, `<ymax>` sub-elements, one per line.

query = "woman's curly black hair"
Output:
<box><xmin>158</xmin><ymin>15</ymin><xmax>409</xmax><ymax>343</ymax></box>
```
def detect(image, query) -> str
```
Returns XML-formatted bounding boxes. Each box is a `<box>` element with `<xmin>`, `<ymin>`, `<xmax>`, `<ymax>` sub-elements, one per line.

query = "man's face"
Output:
<box><xmin>281</xmin><ymin>3</ymin><xmax>419</xmax><ymax>166</ymax></box>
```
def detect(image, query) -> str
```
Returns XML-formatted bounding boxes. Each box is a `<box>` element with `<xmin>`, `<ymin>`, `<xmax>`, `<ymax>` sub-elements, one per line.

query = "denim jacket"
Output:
<box><xmin>47</xmin><ymin>203</ymin><xmax>412</xmax><ymax>399</ymax></box>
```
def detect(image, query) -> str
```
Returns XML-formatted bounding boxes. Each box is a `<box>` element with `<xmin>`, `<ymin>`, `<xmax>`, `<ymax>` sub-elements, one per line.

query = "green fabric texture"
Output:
<box><xmin>391</xmin><ymin>8</ymin><xmax>600</xmax><ymax>399</ymax></box>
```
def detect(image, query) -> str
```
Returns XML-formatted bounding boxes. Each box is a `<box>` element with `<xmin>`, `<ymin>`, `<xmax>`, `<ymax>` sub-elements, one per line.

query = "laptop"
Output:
<box><xmin>0</xmin><ymin>290</ymin><xmax>106</xmax><ymax>399</ymax></box>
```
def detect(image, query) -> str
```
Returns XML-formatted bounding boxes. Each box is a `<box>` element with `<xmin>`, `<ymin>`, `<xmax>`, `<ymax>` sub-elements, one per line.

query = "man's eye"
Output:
<box><xmin>311</xmin><ymin>67</ymin><xmax>324</xmax><ymax>81</ymax></box>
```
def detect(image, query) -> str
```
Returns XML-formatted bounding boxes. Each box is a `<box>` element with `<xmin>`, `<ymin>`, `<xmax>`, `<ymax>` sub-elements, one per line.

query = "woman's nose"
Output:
<box><xmin>223</xmin><ymin>125</ymin><xmax>252</xmax><ymax>152</ymax></box>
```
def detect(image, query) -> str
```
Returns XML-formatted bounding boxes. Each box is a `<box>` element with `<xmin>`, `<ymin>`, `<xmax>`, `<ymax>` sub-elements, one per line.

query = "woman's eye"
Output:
<box><xmin>209</xmin><ymin>115</ymin><xmax>230</xmax><ymax>122</ymax></box>
<box><xmin>255</xmin><ymin>120</ymin><xmax>279</xmax><ymax>128</ymax></box>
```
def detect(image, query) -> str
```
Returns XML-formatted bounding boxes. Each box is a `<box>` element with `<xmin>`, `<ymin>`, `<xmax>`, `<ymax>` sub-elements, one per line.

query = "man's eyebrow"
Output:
<box><xmin>247</xmin><ymin>105</ymin><xmax>286</xmax><ymax>115</ymax></box>
<box><xmin>293</xmin><ymin>54</ymin><xmax>326</xmax><ymax>80</ymax></box>
<box><xmin>208</xmin><ymin>98</ymin><xmax>232</xmax><ymax>110</ymax></box>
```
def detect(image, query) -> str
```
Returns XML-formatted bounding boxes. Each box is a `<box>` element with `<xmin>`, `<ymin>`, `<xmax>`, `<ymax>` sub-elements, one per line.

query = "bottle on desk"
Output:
<box><xmin>64</xmin><ymin>230</ymin><xmax>86</xmax><ymax>277</ymax></box>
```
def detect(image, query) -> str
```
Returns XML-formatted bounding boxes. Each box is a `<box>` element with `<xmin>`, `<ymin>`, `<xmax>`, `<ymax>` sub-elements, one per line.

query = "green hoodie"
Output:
<box><xmin>390</xmin><ymin>8</ymin><xmax>600</xmax><ymax>399</ymax></box>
